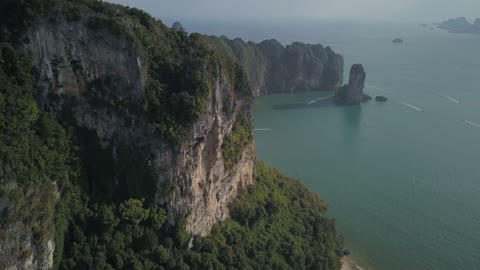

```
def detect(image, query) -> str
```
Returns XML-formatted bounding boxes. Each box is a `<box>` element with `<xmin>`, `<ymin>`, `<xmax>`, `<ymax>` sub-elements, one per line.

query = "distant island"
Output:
<box><xmin>392</xmin><ymin>38</ymin><xmax>404</xmax><ymax>44</ymax></box>
<box><xmin>0</xmin><ymin>0</ymin><xmax>347</xmax><ymax>269</ymax></box>
<box><xmin>437</xmin><ymin>17</ymin><xmax>480</xmax><ymax>34</ymax></box>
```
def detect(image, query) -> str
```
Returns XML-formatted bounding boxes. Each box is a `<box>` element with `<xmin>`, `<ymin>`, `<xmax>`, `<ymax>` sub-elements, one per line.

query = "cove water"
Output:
<box><xmin>187</xmin><ymin>20</ymin><xmax>480</xmax><ymax>270</ymax></box>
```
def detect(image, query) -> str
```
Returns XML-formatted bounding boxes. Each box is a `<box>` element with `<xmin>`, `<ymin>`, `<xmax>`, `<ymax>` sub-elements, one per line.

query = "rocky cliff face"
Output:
<box><xmin>1</xmin><ymin>8</ymin><xmax>255</xmax><ymax>269</ymax></box>
<box><xmin>0</xmin><ymin>1</ymin><xmax>351</xmax><ymax>268</ymax></box>
<box><xmin>22</xmin><ymin>14</ymin><xmax>255</xmax><ymax>235</ymax></box>
<box><xmin>334</xmin><ymin>64</ymin><xmax>371</xmax><ymax>105</ymax></box>
<box><xmin>210</xmin><ymin>36</ymin><xmax>344</xmax><ymax>96</ymax></box>
<box><xmin>0</xmin><ymin>200</ymin><xmax>55</xmax><ymax>270</ymax></box>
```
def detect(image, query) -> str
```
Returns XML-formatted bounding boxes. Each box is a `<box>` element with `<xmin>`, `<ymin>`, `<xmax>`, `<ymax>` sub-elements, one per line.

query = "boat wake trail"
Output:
<box><xmin>396</xmin><ymin>101</ymin><xmax>423</xmax><ymax>112</ymax></box>
<box><xmin>463</xmin><ymin>120</ymin><xmax>480</xmax><ymax>128</ymax></box>
<box><xmin>365</xmin><ymin>83</ymin><xmax>389</xmax><ymax>92</ymax></box>
<box><xmin>306</xmin><ymin>95</ymin><xmax>333</xmax><ymax>105</ymax></box>
<box><xmin>254</xmin><ymin>128</ymin><xmax>271</xmax><ymax>131</ymax></box>
<box><xmin>367</xmin><ymin>82</ymin><xmax>461</xmax><ymax>106</ymax></box>
<box><xmin>366</xmin><ymin>83</ymin><xmax>423</xmax><ymax>112</ymax></box>
<box><xmin>442</xmin><ymin>95</ymin><xmax>461</xmax><ymax>104</ymax></box>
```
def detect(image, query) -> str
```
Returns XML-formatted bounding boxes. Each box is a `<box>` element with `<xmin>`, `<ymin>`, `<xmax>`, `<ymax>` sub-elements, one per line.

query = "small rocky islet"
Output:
<box><xmin>334</xmin><ymin>64</ymin><xmax>371</xmax><ymax>105</ymax></box>
<box><xmin>375</xmin><ymin>96</ymin><xmax>388</xmax><ymax>102</ymax></box>
<box><xmin>392</xmin><ymin>38</ymin><xmax>404</xmax><ymax>44</ymax></box>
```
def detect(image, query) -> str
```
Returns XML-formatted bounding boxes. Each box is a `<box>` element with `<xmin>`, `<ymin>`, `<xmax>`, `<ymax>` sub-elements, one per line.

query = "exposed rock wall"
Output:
<box><xmin>157</xmin><ymin>70</ymin><xmax>255</xmax><ymax>236</ymax></box>
<box><xmin>21</xmin><ymin>14</ymin><xmax>255</xmax><ymax>235</ymax></box>
<box><xmin>0</xmin><ymin>184</ymin><xmax>56</xmax><ymax>270</ymax></box>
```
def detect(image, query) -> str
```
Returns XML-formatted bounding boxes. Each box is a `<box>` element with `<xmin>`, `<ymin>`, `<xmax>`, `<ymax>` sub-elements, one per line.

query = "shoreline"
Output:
<box><xmin>341</xmin><ymin>256</ymin><xmax>365</xmax><ymax>270</ymax></box>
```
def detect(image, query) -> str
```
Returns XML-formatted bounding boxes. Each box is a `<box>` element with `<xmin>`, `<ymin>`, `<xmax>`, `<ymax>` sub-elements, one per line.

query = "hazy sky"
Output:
<box><xmin>106</xmin><ymin>0</ymin><xmax>479</xmax><ymax>23</ymax></box>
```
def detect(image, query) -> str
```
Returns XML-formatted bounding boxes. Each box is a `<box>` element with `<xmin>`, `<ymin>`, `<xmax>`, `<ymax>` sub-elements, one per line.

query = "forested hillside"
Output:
<box><xmin>0</xmin><ymin>0</ymin><xmax>343</xmax><ymax>269</ymax></box>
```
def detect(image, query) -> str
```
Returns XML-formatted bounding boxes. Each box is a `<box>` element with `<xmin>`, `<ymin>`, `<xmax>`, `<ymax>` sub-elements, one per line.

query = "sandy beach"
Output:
<box><xmin>341</xmin><ymin>256</ymin><xmax>365</xmax><ymax>270</ymax></box>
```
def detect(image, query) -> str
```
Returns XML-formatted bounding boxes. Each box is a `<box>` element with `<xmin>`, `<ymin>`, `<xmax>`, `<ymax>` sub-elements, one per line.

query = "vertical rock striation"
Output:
<box><xmin>20</xmin><ymin>15</ymin><xmax>256</xmax><ymax>236</ymax></box>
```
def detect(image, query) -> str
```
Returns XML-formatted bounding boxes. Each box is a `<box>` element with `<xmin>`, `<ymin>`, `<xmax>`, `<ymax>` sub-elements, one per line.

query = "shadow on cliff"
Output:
<box><xmin>272</xmin><ymin>97</ymin><xmax>336</xmax><ymax>110</ymax></box>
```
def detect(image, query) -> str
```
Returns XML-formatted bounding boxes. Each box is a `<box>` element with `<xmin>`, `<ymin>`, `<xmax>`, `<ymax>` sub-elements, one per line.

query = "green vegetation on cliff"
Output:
<box><xmin>0</xmin><ymin>45</ymin><xmax>342</xmax><ymax>269</ymax></box>
<box><xmin>59</xmin><ymin>162</ymin><xmax>342</xmax><ymax>270</ymax></box>
<box><xmin>0</xmin><ymin>0</ymin><xmax>343</xmax><ymax>269</ymax></box>
<box><xmin>222</xmin><ymin>117</ymin><xmax>253</xmax><ymax>170</ymax></box>
<box><xmin>0</xmin><ymin>42</ymin><xmax>81</xmax><ymax>268</ymax></box>
<box><xmin>1</xmin><ymin>0</ymin><xmax>249</xmax><ymax>148</ymax></box>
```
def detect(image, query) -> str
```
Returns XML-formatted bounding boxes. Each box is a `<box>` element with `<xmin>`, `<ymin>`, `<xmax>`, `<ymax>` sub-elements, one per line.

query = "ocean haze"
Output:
<box><xmin>252</xmin><ymin>22</ymin><xmax>480</xmax><ymax>269</ymax></box>
<box><xmin>106</xmin><ymin>0</ymin><xmax>480</xmax><ymax>23</ymax></box>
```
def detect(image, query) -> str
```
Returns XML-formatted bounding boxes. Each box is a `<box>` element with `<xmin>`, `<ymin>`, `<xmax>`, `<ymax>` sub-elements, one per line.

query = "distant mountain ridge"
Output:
<box><xmin>438</xmin><ymin>17</ymin><xmax>480</xmax><ymax>34</ymax></box>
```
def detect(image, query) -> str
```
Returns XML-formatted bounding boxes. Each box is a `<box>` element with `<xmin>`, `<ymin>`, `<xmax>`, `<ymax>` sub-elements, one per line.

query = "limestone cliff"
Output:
<box><xmin>22</xmin><ymin>15</ymin><xmax>255</xmax><ymax>234</ymax></box>
<box><xmin>209</xmin><ymin>36</ymin><xmax>344</xmax><ymax>96</ymax></box>
<box><xmin>1</xmin><ymin>3</ymin><xmax>254</xmax><ymax>269</ymax></box>
<box><xmin>334</xmin><ymin>64</ymin><xmax>371</xmax><ymax>105</ymax></box>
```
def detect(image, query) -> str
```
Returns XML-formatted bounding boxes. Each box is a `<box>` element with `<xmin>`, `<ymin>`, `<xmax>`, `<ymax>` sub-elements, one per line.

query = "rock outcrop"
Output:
<box><xmin>171</xmin><ymin>21</ymin><xmax>185</xmax><ymax>32</ymax></box>
<box><xmin>334</xmin><ymin>64</ymin><xmax>371</xmax><ymax>105</ymax></box>
<box><xmin>375</xmin><ymin>96</ymin><xmax>388</xmax><ymax>102</ymax></box>
<box><xmin>209</xmin><ymin>36</ymin><xmax>344</xmax><ymax>96</ymax></box>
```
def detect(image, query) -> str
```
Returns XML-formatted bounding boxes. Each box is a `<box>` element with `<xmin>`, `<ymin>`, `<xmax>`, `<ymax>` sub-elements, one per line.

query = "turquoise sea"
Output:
<box><xmin>188</xmin><ymin>21</ymin><xmax>480</xmax><ymax>270</ymax></box>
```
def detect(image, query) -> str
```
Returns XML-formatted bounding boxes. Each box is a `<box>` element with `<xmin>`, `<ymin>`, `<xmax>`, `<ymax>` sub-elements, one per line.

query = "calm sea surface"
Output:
<box><xmin>187</xmin><ymin>20</ymin><xmax>480</xmax><ymax>270</ymax></box>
